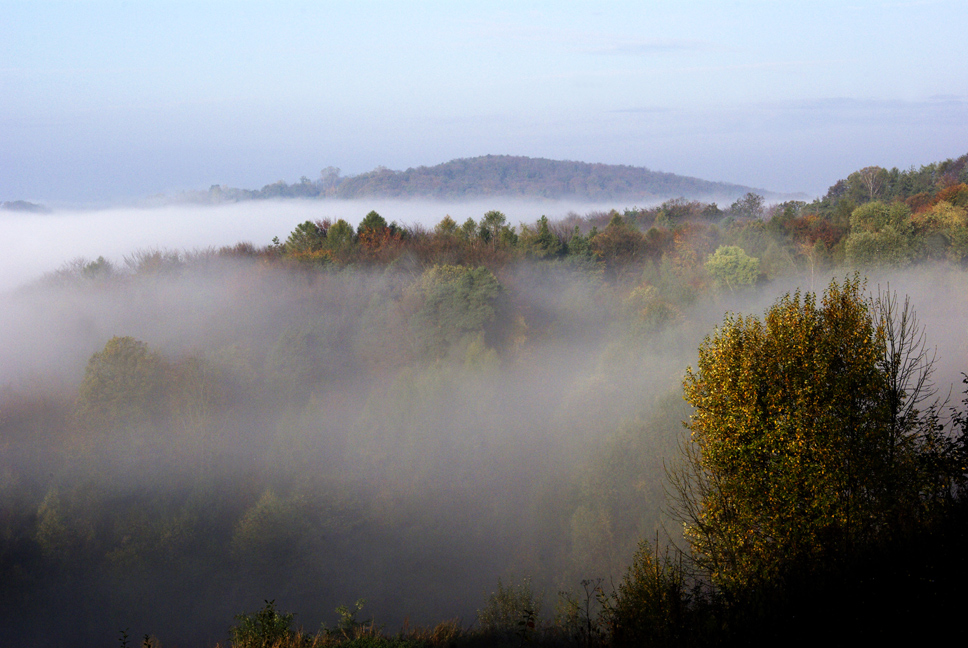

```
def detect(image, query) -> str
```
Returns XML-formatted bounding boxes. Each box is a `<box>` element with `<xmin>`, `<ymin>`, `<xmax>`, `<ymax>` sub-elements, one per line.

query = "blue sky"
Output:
<box><xmin>3</xmin><ymin>0</ymin><xmax>968</xmax><ymax>202</ymax></box>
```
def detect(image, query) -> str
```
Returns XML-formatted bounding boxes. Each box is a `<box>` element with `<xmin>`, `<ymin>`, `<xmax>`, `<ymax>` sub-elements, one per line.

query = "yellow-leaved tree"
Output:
<box><xmin>671</xmin><ymin>276</ymin><xmax>965</xmax><ymax>592</ymax></box>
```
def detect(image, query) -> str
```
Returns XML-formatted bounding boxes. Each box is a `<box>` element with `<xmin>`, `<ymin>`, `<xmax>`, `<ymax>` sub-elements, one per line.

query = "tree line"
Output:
<box><xmin>232</xmin><ymin>151</ymin><xmax>968</xmax><ymax>289</ymax></box>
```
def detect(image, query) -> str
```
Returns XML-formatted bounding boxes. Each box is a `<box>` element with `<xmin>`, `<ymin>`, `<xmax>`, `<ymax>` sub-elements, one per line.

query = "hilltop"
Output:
<box><xmin>201</xmin><ymin>155</ymin><xmax>768</xmax><ymax>204</ymax></box>
<box><xmin>330</xmin><ymin>155</ymin><xmax>764</xmax><ymax>200</ymax></box>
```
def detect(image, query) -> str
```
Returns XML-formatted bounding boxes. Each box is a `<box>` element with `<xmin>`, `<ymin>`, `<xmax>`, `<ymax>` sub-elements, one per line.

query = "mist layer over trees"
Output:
<box><xmin>2</xmin><ymin>153</ymin><xmax>968</xmax><ymax>647</ymax></box>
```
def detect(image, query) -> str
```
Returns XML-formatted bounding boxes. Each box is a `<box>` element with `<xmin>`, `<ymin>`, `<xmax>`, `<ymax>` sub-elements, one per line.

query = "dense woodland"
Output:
<box><xmin>2</xmin><ymin>153</ymin><xmax>968</xmax><ymax>647</ymax></box>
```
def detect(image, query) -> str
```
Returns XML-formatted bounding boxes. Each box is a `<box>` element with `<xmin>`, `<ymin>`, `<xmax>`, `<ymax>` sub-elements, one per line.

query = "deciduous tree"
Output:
<box><xmin>844</xmin><ymin>201</ymin><xmax>913</xmax><ymax>267</ymax></box>
<box><xmin>672</xmin><ymin>277</ymin><xmax>964</xmax><ymax>591</ymax></box>
<box><xmin>704</xmin><ymin>245</ymin><xmax>759</xmax><ymax>291</ymax></box>
<box><xmin>77</xmin><ymin>336</ymin><xmax>168</xmax><ymax>431</ymax></box>
<box><xmin>847</xmin><ymin>166</ymin><xmax>890</xmax><ymax>203</ymax></box>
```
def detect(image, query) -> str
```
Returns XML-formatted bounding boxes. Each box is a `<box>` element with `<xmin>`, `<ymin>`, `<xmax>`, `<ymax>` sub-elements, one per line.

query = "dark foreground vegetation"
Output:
<box><xmin>2</xmin><ymin>153</ymin><xmax>968</xmax><ymax>647</ymax></box>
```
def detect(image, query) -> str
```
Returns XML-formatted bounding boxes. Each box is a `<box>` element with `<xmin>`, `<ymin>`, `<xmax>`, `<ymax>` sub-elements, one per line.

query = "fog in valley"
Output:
<box><xmin>2</xmin><ymin>197</ymin><xmax>967</xmax><ymax>647</ymax></box>
<box><xmin>0</xmin><ymin>199</ymin><xmax>653</xmax><ymax>295</ymax></box>
<box><xmin>7</xmin><ymin>0</ymin><xmax>968</xmax><ymax>643</ymax></box>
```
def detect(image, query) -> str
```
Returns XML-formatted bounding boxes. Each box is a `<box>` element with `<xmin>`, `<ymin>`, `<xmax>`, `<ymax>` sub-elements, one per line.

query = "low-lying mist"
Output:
<box><xmin>0</xmin><ymin>252</ymin><xmax>683</xmax><ymax>646</ymax></box>
<box><xmin>1</xmin><ymin>211</ymin><xmax>966</xmax><ymax>647</ymax></box>
<box><xmin>0</xmin><ymin>198</ymin><xmax>647</xmax><ymax>294</ymax></box>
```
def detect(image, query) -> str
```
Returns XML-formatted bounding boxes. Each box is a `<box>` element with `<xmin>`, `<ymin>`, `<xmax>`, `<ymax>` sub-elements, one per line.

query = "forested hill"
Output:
<box><xmin>207</xmin><ymin>155</ymin><xmax>767</xmax><ymax>202</ymax></box>
<box><xmin>329</xmin><ymin>156</ymin><xmax>764</xmax><ymax>200</ymax></box>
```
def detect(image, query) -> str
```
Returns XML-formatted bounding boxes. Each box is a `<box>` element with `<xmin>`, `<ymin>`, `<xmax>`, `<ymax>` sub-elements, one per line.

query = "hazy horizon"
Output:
<box><xmin>4</xmin><ymin>2</ymin><xmax>968</xmax><ymax>203</ymax></box>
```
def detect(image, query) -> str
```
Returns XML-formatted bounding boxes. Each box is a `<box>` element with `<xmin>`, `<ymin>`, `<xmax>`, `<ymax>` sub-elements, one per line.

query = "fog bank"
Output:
<box><xmin>1</xmin><ymin>198</ymin><xmax>658</xmax><ymax>294</ymax></box>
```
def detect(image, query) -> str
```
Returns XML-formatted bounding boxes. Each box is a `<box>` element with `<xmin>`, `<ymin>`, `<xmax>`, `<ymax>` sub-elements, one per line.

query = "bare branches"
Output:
<box><xmin>872</xmin><ymin>286</ymin><xmax>937</xmax><ymax>431</ymax></box>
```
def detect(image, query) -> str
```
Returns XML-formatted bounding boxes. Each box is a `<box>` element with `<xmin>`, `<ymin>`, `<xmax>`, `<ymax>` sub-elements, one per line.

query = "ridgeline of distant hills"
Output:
<box><xmin>200</xmin><ymin>155</ymin><xmax>770</xmax><ymax>204</ymax></box>
<box><xmin>0</xmin><ymin>156</ymin><xmax>775</xmax><ymax>210</ymax></box>
<box><xmin>0</xmin><ymin>200</ymin><xmax>50</xmax><ymax>213</ymax></box>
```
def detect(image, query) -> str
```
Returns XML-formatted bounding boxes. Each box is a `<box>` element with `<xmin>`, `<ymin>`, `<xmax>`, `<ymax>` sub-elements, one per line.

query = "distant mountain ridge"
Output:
<box><xmin>204</xmin><ymin>155</ymin><xmax>769</xmax><ymax>203</ymax></box>
<box><xmin>1</xmin><ymin>200</ymin><xmax>49</xmax><ymax>213</ymax></box>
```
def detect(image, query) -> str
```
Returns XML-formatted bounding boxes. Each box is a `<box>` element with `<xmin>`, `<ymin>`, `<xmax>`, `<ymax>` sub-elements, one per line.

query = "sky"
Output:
<box><xmin>3</xmin><ymin>0</ymin><xmax>968</xmax><ymax>203</ymax></box>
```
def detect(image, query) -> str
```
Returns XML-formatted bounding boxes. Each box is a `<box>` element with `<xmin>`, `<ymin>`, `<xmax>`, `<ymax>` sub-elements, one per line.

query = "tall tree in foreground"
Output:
<box><xmin>671</xmin><ymin>276</ymin><xmax>965</xmax><ymax>592</ymax></box>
